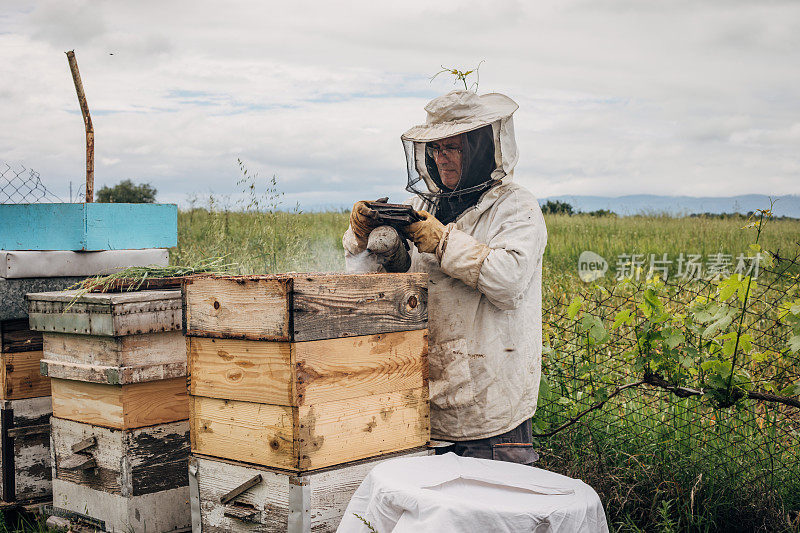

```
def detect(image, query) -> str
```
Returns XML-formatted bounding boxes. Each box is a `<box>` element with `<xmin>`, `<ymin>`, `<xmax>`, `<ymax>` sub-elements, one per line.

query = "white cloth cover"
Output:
<box><xmin>343</xmin><ymin>91</ymin><xmax>547</xmax><ymax>441</ymax></box>
<box><xmin>337</xmin><ymin>453</ymin><xmax>609</xmax><ymax>533</ymax></box>
<box><xmin>0</xmin><ymin>249</ymin><xmax>169</xmax><ymax>279</ymax></box>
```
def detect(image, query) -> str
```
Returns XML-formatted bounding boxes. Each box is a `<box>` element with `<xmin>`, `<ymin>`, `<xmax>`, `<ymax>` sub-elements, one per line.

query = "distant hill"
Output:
<box><xmin>539</xmin><ymin>194</ymin><xmax>800</xmax><ymax>218</ymax></box>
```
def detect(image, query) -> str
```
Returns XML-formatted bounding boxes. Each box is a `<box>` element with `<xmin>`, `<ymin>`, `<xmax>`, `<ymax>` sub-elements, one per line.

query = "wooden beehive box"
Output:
<box><xmin>27</xmin><ymin>290</ymin><xmax>188</xmax><ymax>430</ymax></box>
<box><xmin>184</xmin><ymin>273</ymin><xmax>430</xmax><ymax>472</ymax></box>
<box><xmin>49</xmin><ymin>417</ymin><xmax>191</xmax><ymax>532</ymax></box>
<box><xmin>27</xmin><ymin>289</ymin><xmax>182</xmax><ymax>337</ymax></box>
<box><xmin>0</xmin><ymin>397</ymin><xmax>52</xmax><ymax>504</ymax></box>
<box><xmin>189</xmin><ymin>448</ymin><xmax>432</xmax><ymax>532</ymax></box>
<box><xmin>0</xmin><ymin>320</ymin><xmax>52</xmax><ymax>504</ymax></box>
<box><xmin>1</xmin><ymin>319</ymin><xmax>49</xmax><ymax>401</ymax></box>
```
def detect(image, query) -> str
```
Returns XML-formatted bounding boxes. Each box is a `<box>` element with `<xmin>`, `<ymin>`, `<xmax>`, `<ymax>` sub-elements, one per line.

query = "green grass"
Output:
<box><xmin>543</xmin><ymin>213</ymin><xmax>799</xmax><ymax>275</ymax></box>
<box><xmin>170</xmin><ymin>208</ymin><xmax>800</xmax><ymax>279</ymax></box>
<box><xmin>0</xmin><ymin>510</ymin><xmax>57</xmax><ymax>533</ymax></box>
<box><xmin>171</xmin><ymin>208</ymin><xmax>350</xmax><ymax>274</ymax></box>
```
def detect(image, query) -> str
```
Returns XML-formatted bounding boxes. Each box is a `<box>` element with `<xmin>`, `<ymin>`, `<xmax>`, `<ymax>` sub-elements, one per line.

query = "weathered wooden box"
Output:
<box><xmin>27</xmin><ymin>290</ymin><xmax>188</xmax><ymax>430</ymax></box>
<box><xmin>1</xmin><ymin>319</ymin><xmax>49</xmax><ymax>400</ymax></box>
<box><xmin>50</xmin><ymin>417</ymin><xmax>190</xmax><ymax>532</ymax></box>
<box><xmin>0</xmin><ymin>397</ymin><xmax>52</xmax><ymax>504</ymax></box>
<box><xmin>183</xmin><ymin>273</ymin><xmax>428</xmax><ymax>342</ymax></box>
<box><xmin>0</xmin><ymin>203</ymin><xmax>177</xmax><ymax>251</ymax></box>
<box><xmin>184</xmin><ymin>274</ymin><xmax>430</xmax><ymax>473</ymax></box>
<box><xmin>27</xmin><ymin>289</ymin><xmax>182</xmax><ymax>337</ymax></box>
<box><xmin>189</xmin><ymin>448</ymin><xmax>432</xmax><ymax>532</ymax></box>
<box><xmin>0</xmin><ymin>320</ymin><xmax>51</xmax><ymax>504</ymax></box>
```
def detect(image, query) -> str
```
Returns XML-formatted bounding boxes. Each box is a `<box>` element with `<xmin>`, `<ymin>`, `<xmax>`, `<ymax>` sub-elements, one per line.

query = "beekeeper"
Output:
<box><xmin>343</xmin><ymin>90</ymin><xmax>547</xmax><ymax>465</ymax></box>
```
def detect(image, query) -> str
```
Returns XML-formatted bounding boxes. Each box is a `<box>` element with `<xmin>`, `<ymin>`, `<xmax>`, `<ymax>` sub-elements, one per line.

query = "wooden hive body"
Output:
<box><xmin>183</xmin><ymin>273</ymin><xmax>428</xmax><ymax>342</ymax></box>
<box><xmin>28</xmin><ymin>290</ymin><xmax>188</xmax><ymax>430</ymax></box>
<box><xmin>1</xmin><ymin>319</ymin><xmax>49</xmax><ymax>401</ymax></box>
<box><xmin>0</xmin><ymin>397</ymin><xmax>52</xmax><ymax>504</ymax></box>
<box><xmin>27</xmin><ymin>289</ymin><xmax>192</xmax><ymax>530</ymax></box>
<box><xmin>0</xmin><ymin>319</ymin><xmax>52</xmax><ymax>504</ymax></box>
<box><xmin>190</xmin><ymin>448</ymin><xmax>433</xmax><ymax>532</ymax></box>
<box><xmin>184</xmin><ymin>274</ymin><xmax>431</xmax><ymax>473</ymax></box>
<box><xmin>27</xmin><ymin>289</ymin><xmax>182</xmax><ymax>337</ymax></box>
<box><xmin>50</xmin><ymin>417</ymin><xmax>189</xmax><ymax>500</ymax></box>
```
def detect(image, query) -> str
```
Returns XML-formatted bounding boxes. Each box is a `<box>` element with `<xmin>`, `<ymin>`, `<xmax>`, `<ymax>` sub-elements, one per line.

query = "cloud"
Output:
<box><xmin>0</xmin><ymin>0</ymin><xmax>798</xmax><ymax>208</ymax></box>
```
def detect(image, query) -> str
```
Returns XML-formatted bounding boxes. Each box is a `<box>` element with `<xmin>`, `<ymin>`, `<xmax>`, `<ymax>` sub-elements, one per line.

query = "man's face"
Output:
<box><xmin>429</xmin><ymin>134</ymin><xmax>463</xmax><ymax>190</ymax></box>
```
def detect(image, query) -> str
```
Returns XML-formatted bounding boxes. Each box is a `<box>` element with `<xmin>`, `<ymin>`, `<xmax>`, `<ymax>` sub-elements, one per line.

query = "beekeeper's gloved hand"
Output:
<box><xmin>406</xmin><ymin>210</ymin><xmax>446</xmax><ymax>254</ymax></box>
<box><xmin>349</xmin><ymin>201</ymin><xmax>382</xmax><ymax>249</ymax></box>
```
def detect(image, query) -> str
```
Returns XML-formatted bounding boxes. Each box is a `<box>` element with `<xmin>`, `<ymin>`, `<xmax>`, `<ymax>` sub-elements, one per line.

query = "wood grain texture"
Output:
<box><xmin>183</xmin><ymin>276</ymin><xmax>292</xmax><ymax>340</ymax></box>
<box><xmin>292</xmin><ymin>273</ymin><xmax>428</xmax><ymax>341</ymax></box>
<box><xmin>193</xmin><ymin>455</ymin><xmax>289</xmax><ymax>532</ymax></box>
<box><xmin>28</xmin><ymin>290</ymin><xmax>181</xmax><ymax>337</ymax></box>
<box><xmin>188</xmin><ymin>337</ymin><xmax>293</xmax><ymax>405</ymax></box>
<box><xmin>296</xmin><ymin>387</ymin><xmax>430</xmax><ymax>471</ymax></box>
<box><xmin>293</xmin><ymin>329</ymin><xmax>427</xmax><ymax>406</ymax></box>
<box><xmin>43</xmin><ymin>330</ymin><xmax>184</xmax><ymax>367</ymax></box>
<box><xmin>191</xmin><ymin>387</ymin><xmax>429</xmax><ymax>472</ymax></box>
<box><xmin>51</xmin><ymin>378</ymin><xmax>188</xmax><ymax>429</ymax></box>
<box><xmin>189</xmin><ymin>330</ymin><xmax>427</xmax><ymax>407</ymax></box>
<box><xmin>3</xmin><ymin>396</ymin><xmax>52</xmax><ymax>427</ymax></box>
<box><xmin>192</xmin><ymin>448</ymin><xmax>432</xmax><ymax>532</ymax></box>
<box><xmin>51</xmin><ymin>379</ymin><xmax>122</xmax><ymax>428</ymax></box>
<box><xmin>191</xmin><ymin>396</ymin><xmax>295</xmax><ymax>470</ymax></box>
<box><xmin>1</xmin><ymin>351</ymin><xmax>50</xmax><ymax>400</ymax></box>
<box><xmin>0</xmin><ymin>320</ymin><xmax>42</xmax><ymax>354</ymax></box>
<box><xmin>51</xmin><ymin>417</ymin><xmax>189</xmax><ymax>498</ymax></box>
<box><xmin>182</xmin><ymin>273</ymin><xmax>428</xmax><ymax>342</ymax></box>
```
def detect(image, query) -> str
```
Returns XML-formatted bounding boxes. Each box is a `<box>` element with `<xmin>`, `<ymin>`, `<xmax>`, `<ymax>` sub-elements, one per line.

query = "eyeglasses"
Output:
<box><xmin>428</xmin><ymin>144</ymin><xmax>462</xmax><ymax>157</ymax></box>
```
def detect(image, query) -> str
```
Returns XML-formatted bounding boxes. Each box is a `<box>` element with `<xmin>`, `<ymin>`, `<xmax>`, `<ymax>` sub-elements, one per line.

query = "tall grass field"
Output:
<box><xmin>171</xmin><ymin>207</ymin><xmax>800</xmax><ymax>280</ymax></box>
<box><xmin>169</xmin><ymin>205</ymin><xmax>800</xmax><ymax>532</ymax></box>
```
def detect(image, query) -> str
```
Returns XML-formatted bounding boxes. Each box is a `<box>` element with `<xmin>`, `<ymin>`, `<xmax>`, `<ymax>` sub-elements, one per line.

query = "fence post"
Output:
<box><xmin>65</xmin><ymin>50</ymin><xmax>94</xmax><ymax>203</ymax></box>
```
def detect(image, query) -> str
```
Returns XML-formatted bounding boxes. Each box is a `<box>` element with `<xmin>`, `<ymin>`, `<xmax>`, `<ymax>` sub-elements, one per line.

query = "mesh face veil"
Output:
<box><xmin>401</xmin><ymin>91</ymin><xmax>520</xmax><ymax>222</ymax></box>
<box><xmin>403</xmin><ymin>125</ymin><xmax>501</xmax><ymax>206</ymax></box>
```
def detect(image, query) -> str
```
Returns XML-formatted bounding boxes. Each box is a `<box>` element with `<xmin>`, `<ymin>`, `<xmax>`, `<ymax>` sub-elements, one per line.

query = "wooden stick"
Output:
<box><xmin>65</xmin><ymin>50</ymin><xmax>94</xmax><ymax>203</ymax></box>
<box><xmin>220</xmin><ymin>474</ymin><xmax>262</xmax><ymax>505</ymax></box>
<box><xmin>71</xmin><ymin>436</ymin><xmax>97</xmax><ymax>454</ymax></box>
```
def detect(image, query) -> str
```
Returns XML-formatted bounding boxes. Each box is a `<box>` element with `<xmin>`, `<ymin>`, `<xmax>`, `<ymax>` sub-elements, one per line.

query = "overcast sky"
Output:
<box><xmin>1</xmin><ymin>1</ymin><xmax>799</xmax><ymax>208</ymax></box>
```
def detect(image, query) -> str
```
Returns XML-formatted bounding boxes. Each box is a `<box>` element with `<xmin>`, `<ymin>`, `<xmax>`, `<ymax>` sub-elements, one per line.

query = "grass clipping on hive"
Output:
<box><xmin>64</xmin><ymin>257</ymin><xmax>236</xmax><ymax>309</ymax></box>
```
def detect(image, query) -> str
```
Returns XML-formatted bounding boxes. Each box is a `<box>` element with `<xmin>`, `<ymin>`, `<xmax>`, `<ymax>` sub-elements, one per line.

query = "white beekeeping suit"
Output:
<box><xmin>343</xmin><ymin>90</ymin><xmax>548</xmax><ymax>441</ymax></box>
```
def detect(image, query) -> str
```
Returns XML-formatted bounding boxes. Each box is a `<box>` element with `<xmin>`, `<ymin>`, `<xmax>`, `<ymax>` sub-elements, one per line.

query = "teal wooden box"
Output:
<box><xmin>0</xmin><ymin>204</ymin><xmax>177</xmax><ymax>251</ymax></box>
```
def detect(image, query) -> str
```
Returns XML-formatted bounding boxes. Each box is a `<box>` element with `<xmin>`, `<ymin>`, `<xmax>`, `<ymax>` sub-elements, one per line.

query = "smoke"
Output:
<box><xmin>344</xmin><ymin>249</ymin><xmax>383</xmax><ymax>273</ymax></box>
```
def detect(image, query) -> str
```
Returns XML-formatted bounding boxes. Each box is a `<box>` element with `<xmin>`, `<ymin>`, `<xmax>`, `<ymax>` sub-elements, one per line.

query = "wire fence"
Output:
<box><xmin>0</xmin><ymin>163</ymin><xmax>83</xmax><ymax>204</ymax></box>
<box><xmin>534</xmin><ymin>235</ymin><xmax>800</xmax><ymax>530</ymax></box>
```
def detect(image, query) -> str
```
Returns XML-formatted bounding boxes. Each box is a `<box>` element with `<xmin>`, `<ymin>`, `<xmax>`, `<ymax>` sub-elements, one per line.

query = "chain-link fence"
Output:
<box><xmin>0</xmin><ymin>163</ymin><xmax>68</xmax><ymax>204</ymax></box>
<box><xmin>534</xmin><ymin>238</ymin><xmax>800</xmax><ymax>530</ymax></box>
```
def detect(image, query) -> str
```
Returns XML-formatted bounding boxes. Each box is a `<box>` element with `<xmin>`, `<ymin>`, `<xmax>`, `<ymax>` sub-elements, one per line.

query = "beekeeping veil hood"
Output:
<box><xmin>402</xmin><ymin>90</ymin><xmax>519</xmax><ymax>223</ymax></box>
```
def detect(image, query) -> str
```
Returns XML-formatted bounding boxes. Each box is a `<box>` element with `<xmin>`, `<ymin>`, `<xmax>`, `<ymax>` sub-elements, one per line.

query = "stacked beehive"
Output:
<box><xmin>0</xmin><ymin>248</ymin><xmax>169</xmax><ymax>507</ymax></box>
<box><xmin>184</xmin><ymin>273</ymin><xmax>431</xmax><ymax>531</ymax></box>
<box><xmin>26</xmin><ymin>289</ymin><xmax>191</xmax><ymax>532</ymax></box>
